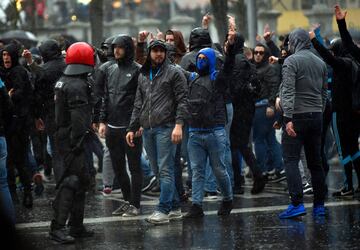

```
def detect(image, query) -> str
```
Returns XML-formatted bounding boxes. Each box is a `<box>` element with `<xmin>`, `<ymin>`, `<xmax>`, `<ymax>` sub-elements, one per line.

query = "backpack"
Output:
<box><xmin>351</xmin><ymin>60</ymin><xmax>360</xmax><ymax>112</ymax></box>
<box><xmin>187</xmin><ymin>72</ymin><xmax>217</xmax><ymax>126</ymax></box>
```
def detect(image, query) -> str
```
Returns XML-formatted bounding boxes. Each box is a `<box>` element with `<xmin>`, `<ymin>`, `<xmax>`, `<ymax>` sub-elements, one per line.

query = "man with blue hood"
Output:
<box><xmin>183</xmin><ymin>30</ymin><xmax>236</xmax><ymax>218</ymax></box>
<box><xmin>279</xmin><ymin>28</ymin><xmax>328</xmax><ymax>219</ymax></box>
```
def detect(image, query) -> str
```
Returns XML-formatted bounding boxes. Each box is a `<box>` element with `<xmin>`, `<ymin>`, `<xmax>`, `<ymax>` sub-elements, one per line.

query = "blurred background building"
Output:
<box><xmin>1</xmin><ymin>0</ymin><xmax>360</xmax><ymax>48</ymax></box>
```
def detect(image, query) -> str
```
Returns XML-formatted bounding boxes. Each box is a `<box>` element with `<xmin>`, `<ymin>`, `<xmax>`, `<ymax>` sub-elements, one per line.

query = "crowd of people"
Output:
<box><xmin>0</xmin><ymin>4</ymin><xmax>359</xmax><ymax>245</ymax></box>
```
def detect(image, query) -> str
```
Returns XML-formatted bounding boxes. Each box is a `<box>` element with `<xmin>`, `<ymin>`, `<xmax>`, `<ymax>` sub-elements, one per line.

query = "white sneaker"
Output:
<box><xmin>168</xmin><ymin>208</ymin><xmax>183</xmax><ymax>220</ymax></box>
<box><xmin>122</xmin><ymin>205</ymin><xmax>140</xmax><ymax>217</ymax></box>
<box><xmin>146</xmin><ymin>211</ymin><xmax>169</xmax><ymax>224</ymax></box>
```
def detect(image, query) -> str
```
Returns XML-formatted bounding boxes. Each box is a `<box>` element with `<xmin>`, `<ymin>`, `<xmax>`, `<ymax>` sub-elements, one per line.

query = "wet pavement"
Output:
<box><xmin>9</xmin><ymin>163</ymin><xmax>360</xmax><ymax>250</ymax></box>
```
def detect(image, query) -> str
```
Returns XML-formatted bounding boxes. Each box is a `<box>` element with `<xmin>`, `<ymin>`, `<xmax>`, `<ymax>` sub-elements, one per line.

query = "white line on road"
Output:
<box><xmin>16</xmin><ymin>200</ymin><xmax>360</xmax><ymax>229</ymax></box>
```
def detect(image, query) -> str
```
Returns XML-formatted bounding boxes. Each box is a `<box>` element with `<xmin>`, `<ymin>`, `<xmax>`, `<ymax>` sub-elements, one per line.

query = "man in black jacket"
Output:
<box><xmin>23</xmin><ymin>39</ymin><xmax>66</xmax><ymax>182</ymax></box>
<box><xmin>127</xmin><ymin>40</ymin><xmax>188</xmax><ymax>224</ymax></box>
<box><xmin>0</xmin><ymin>43</ymin><xmax>33</xmax><ymax>208</ymax></box>
<box><xmin>229</xmin><ymin>33</ymin><xmax>266</xmax><ymax>194</ymax></box>
<box><xmin>311</xmin><ymin>18</ymin><xmax>360</xmax><ymax>197</ymax></box>
<box><xmin>252</xmin><ymin>43</ymin><xmax>285</xmax><ymax>182</ymax></box>
<box><xmin>98</xmin><ymin>35</ymin><xmax>143</xmax><ymax>216</ymax></box>
<box><xmin>184</xmin><ymin>31</ymin><xmax>236</xmax><ymax>218</ymax></box>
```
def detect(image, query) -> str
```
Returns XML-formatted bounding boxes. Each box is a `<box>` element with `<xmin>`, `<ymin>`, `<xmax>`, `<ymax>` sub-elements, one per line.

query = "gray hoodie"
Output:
<box><xmin>279</xmin><ymin>28</ymin><xmax>327</xmax><ymax>119</ymax></box>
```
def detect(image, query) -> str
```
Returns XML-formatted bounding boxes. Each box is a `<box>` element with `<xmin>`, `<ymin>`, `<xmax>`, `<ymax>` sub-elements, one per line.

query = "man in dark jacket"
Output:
<box><xmin>184</xmin><ymin>32</ymin><xmax>236</xmax><ymax>218</ymax></box>
<box><xmin>252</xmin><ymin>43</ymin><xmax>285</xmax><ymax>182</ymax></box>
<box><xmin>50</xmin><ymin>42</ymin><xmax>95</xmax><ymax>243</ymax></box>
<box><xmin>98</xmin><ymin>35</ymin><xmax>143</xmax><ymax>217</ymax></box>
<box><xmin>229</xmin><ymin>33</ymin><xmax>266</xmax><ymax>194</ymax></box>
<box><xmin>0</xmin><ymin>43</ymin><xmax>33</xmax><ymax>208</ymax></box>
<box><xmin>311</xmin><ymin>32</ymin><xmax>360</xmax><ymax>197</ymax></box>
<box><xmin>279</xmin><ymin>28</ymin><xmax>327</xmax><ymax>219</ymax></box>
<box><xmin>23</xmin><ymin>39</ymin><xmax>66</xmax><ymax>182</ymax></box>
<box><xmin>127</xmin><ymin>40</ymin><xmax>188</xmax><ymax>224</ymax></box>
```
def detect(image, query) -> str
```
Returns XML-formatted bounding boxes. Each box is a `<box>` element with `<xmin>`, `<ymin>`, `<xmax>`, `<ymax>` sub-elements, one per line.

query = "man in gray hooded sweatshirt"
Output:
<box><xmin>279</xmin><ymin>28</ymin><xmax>328</xmax><ymax>219</ymax></box>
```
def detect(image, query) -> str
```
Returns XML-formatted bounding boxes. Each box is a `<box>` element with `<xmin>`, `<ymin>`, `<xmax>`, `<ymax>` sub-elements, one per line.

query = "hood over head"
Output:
<box><xmin>189</xmin><ymin>28</ymin><xmax>212</xmax><ymax>52</ymax></box>
<box><xmin>196</xmin><ymin>47</ymin><xmax>217</xmax><ymax>80</ymax></box>
<box><xmin>329</xmin><ymin>38</ymin><xmax>349</xmax><ymax>57</ymax></box>
<box><xmin>288</xmin><ymin>28</ymin><xmax>311</xmax><ymax>54</ymax></box>
<box><xmin>38</xmin><ymin>39</ymin><xmax>62</xmax><ymax>63</ymax></box>
<box><xmin>1</xmin><ymin>43</ymin><xmax>20</xmax><ymax>69</ymax></box>
<box><xmin>112</xmin><ymin>34</ymin><xmax>135</xmax><ymax>64</ymax></box>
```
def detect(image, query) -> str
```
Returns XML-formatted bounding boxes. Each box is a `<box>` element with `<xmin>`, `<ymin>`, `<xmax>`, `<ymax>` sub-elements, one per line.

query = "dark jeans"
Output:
<box><xmin>321</xmin><ymin>99</ymin><xmax>332</xmax><ymax>177</ymax></box>
<box><xmin>106</xmin><ymin>127</ymin><xmax>143</xmax><ymax>208</ymax></box>
<box><xmin>282</xmin><ymin>112</ymin><xmax>326</xmax><ymax>206</ymax></box>
<box><xmin>84</xmin><ymin>131</ymin><xmax>103</xmax><ymax>177</ymax></box>
<box><xmin>6</xmin><ymin>120</ymin><xmax>32</xmax><ymax>192</ymax></box>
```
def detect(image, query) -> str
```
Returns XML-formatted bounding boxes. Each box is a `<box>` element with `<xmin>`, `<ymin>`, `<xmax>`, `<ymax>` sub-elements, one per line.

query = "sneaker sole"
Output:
<box><xmin>168</xmin><ymin>215</ymin><xmax>183</xmax><ymax>221</ymax></box>
<box><xmin>141</xmin><ymin>178</ymin><xmax>157</xmax><ymax>192</ymax></box>
<box><xmin>268</xmin><ymin>176</ymin><xmax>286</xmax><ymax>183</ymax></box>
<box><xmin>279</xmin><ymin>211</ymin><xmax>306</xmax><ymax>219</ymax></box>
<box><xmin>49</xmin><ymin>235</ymin><xmax>75</xmax><ymax>244</ymax></box>
<box><xmin>145</xmin><ymin>218</ymin><xmax>170</xmax><ymax>224</ymax></box>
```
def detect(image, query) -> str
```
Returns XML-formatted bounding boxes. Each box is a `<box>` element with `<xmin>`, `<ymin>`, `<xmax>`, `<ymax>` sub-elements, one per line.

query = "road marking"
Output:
<box><xmin>16</xmin><ymin>200</ymin><xmax>360</xmax><ymax>229</ymax></box>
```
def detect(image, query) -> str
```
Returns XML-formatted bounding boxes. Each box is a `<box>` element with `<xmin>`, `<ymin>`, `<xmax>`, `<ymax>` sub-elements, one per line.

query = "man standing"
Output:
<box><xmin>127</xmin><ymin>40</ymin><xmax>188</xmax><ymax>224</ymax></box>
<box><xmin>0</xmin><ymin>43</ymin><xmax>33</xmax><ymax>208</ymax></box>
<box><xmin>23</xmin><ymin>39</ymin><xmax>66</xmax><ymax>182</ymax></box>
<box><xmin>252</xmin><ymin>43</ymin><xmax>285</xmax><ymax>182</ymax></box>
<box><xmin>279</xmin><ymin>28</ymin><xmax>328</xmax><ymax>219</ymax></box>
<box><xmin>50</xmin><ymin>42</ymin><xmax>95</xmax><ymax>243</ymax></box>
<box><xmin>98</xmin><ymin>35</ymin><xmax>143</xmax><ymax>217</ymax></box>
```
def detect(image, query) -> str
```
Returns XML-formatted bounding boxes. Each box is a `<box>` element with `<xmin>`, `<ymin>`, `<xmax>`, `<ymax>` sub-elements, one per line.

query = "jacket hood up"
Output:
<box><xmin>112</xmin><ymin>35</ymin><xmax>135</xmax><ymax>64</ymax></box>
<box><xmin>39</xmin><ymin>39</ymin><xmax>62</xmax><ymax>63</ymax></box>
<box><xmin>197</xmin><ymin>47</ymin><xmax>217</xmax><ymax>81</ymax></box>
<box><xmin>1</xmin><ymin>43</ymin><xmax>20</xmax><ymax>69</ymax></box>
<box><xmin>288</xmin><ymin>28</ymin><xmax>311</xmax><ymax>54</ymax></box>
<box><xmin>189</xmin><ymin>28</ymin><xmax>212</xmax><ymax>52</ymax></box>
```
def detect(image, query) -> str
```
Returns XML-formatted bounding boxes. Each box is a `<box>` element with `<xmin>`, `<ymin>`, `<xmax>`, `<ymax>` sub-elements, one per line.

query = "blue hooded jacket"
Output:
<box><xmin>196</xmin><ymin>48</ymin><xmax>218</xmax><ymax>81</ymax></box>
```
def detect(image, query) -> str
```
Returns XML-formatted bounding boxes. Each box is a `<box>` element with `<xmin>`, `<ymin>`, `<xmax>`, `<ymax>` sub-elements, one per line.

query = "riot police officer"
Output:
<box><xmin>49</xmin><ymin>42</ymin><xmax>95</xmax><ymax>244</ymax></box>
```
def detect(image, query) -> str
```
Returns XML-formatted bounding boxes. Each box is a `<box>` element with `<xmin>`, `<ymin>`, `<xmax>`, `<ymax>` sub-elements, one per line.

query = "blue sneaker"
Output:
<box><xmin>313</xmin><ymin>205</ymin><xmax>326</xmax><ymax>217</ymax></box>
<box><xmin>279</xmin><ymin>204</ymin><xmax>306</xmax><ymax>219</ymax></box>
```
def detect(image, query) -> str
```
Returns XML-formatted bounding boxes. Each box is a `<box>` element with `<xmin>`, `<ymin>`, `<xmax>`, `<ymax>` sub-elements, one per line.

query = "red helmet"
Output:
<box><xmin>64</xmin><ymin>42</ymin><xmax>95</xmax><ymax>75</ymax></box>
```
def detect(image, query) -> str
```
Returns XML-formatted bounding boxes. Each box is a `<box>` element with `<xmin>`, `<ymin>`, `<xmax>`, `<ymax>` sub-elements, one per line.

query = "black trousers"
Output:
<box><xmin>282</xmin><ymin>112</ymin><xmax>326</xmax><ymax>206</ymax></box>
<box><xmin>6</xmin><ymin>118</ymin><xmax>32</xmax><ymax>192</ymax></box>
<box><xmin>332</xmin><ymin>112</ymin><xmax>360</xmax><ymax>188</ymax></box>
<box><xmin>106</xmin><ymin>127</ymin><xmax>143</xmax><ymax>208</ymax></box>
<box><xmin>51</xmin><ymin>133</ymin><xmax>90</xmax><ymax>230</ymax></box>
<box><xmin>231</xmin><ymin>107</ymin><xmax>262</xmax><ymax>188</ymax></box>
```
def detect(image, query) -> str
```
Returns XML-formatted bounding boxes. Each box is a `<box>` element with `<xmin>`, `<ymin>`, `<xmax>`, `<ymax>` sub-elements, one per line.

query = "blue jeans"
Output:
<box><xmin>188</xmin><ymin>128</ymin><xmax>233</xmax><ymax>206</ymax></box>
<box><xmin>282</xmin><ymin>112</ymin><xmax>326</xmax><ymax>206</ymax></box>
<box><xmin>205</xmin><ymin>103</ymin><xmax>234</xmax><ymax>191</ymax></box>
<box><xmin>0</xmin><ymin>137</ymin><xmax>15</xmax><ymax>225</ymax></box>
<box><xmin>253</xmin><ymin>106</ymin><xmax>283</xmax><ymax>173</ymax></box>
<box><xmin>143</xmin><ymin>125</ymin><xmax>179</xmax><ymax>213</ymax></box>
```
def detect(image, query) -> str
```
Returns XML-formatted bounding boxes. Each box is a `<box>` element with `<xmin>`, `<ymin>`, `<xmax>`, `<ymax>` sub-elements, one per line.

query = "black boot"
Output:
<box><xmin>251</xmin><ymin>176</ymin><xmax>266</xmax><ymax>194</ymax></box>
<box><xmin>217</xmin><ymin>200</ymin><xmax>233</xmax><ymax>216</ymax></box>
<box><xmin>10</xmin><ymin>189</ymin><xmax>19</xmax><ymax>204</ymax></box>
<box><xmin>69</xmin><ymin>225</ymin><xmax>94</xmax><ymax>238</ymax></box>
<box><xmin>23</xmin><ymin>190</ymin><xmax>33</xmax><ymax>208</ymax></box>
<box><xmin>184</xmin><ymin>204</ymin><xmax>204</xmax><ymax>218</ymax></box>
<box><xmin>233</xmin><ymin>185</ymin><xmax>244</xmax><ymax>195</ymax></box>
<box><xmin>49</xmin><ymin>225</ymin><xmax>75</xmax><ymax>244</ymax></box>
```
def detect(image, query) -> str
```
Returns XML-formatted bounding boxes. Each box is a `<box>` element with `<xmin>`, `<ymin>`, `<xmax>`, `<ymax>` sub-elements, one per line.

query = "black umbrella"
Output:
<box><xmin>0</xmin><ymin>30</ymin><xmax>38</xmax><ymax>48</ymax></box>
